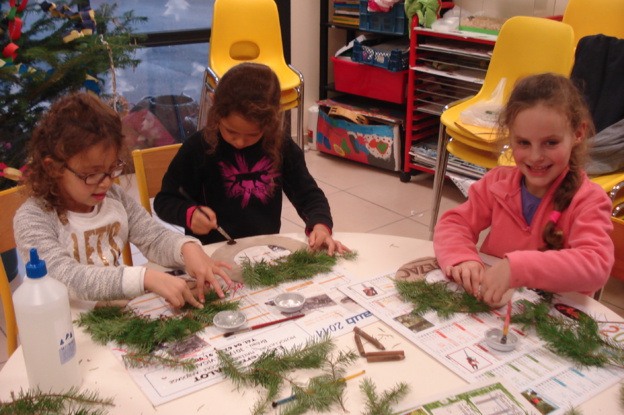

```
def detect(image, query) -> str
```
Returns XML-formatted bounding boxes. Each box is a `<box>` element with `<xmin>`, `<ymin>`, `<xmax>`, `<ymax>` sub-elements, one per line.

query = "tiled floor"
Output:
<box><xmin>2</xmin><ymin>146</ymin><xmax>624</xmax><ymax>370</ymax></box>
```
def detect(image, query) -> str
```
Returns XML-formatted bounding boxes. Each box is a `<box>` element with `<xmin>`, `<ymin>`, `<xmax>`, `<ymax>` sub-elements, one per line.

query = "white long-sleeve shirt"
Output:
<box><xmin>14</xmin><ymin>184</ymin><xmax>200</xmax><ymax>303</ymax></box>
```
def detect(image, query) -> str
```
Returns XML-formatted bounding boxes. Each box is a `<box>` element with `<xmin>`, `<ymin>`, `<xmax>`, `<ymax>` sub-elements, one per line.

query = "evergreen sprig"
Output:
<box><xmin>241</xmin><ymin>249</ymin><xmax>358</xmax><ymax>288</ymax></box>
<box><xmin>513</xmin><ymin>299</ymin><xmax>624</xmax><ymax>368</ymax></box>
<box><xmin>359</xmin><ymin>377</ymin><xmax>410</xmax><ymax>415</ymax></box>
<box><xmin>217</xmin><ymin>336</ymin><xmax>361</xmax><ymax>414</ymax></box>
<box><xmin>395</xmin><ymin>279</ymin><xmax>491</xmax><ymax>318</ymax></box>
<box><xmin>75</xmin><ymin>291</ymin><xmax>239</xmax><ymax>370</ymax></box>
<box><xmin>0</xmin><ymin>387</ymin><xmax>114</xmax><ymax>415</ymax></box>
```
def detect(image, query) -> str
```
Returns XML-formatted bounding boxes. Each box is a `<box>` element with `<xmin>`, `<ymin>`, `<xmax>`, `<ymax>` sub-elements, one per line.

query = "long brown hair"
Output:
<box><xmin>203</xmin><ymin>62</ymin><xmax>283</xmax><ymax>165</ymax></box>
<box><xmin>498</xmin><ymin>73</ymin><xmax>595</xmax><ymax>250</ymax></box>
<box><xmin>26</xmin><ymin>92</ymin><xmax>127</xmax><ymax>222</ymax></box>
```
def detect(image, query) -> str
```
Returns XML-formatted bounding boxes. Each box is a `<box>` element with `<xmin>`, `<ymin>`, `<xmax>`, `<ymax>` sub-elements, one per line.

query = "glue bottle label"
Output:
<box><xmin>56</xmin><ymin>318</ymin><xmax>77</xmax><ymax>365</ymax></box>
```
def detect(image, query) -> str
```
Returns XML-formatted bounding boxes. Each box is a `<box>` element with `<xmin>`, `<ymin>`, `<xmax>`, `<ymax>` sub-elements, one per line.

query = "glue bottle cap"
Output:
<box><xmin>26</xmin><ymin>248</ymin><xmax>47</xmax><ymax>279</ymax></box>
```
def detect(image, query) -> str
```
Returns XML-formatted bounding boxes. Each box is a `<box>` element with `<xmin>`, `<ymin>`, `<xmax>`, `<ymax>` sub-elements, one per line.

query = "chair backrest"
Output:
<box><xmin>0</xmin><ymin>185</ymin><xmax>28</xmax><ymax>357</ymax></box>
<box><xmin>611</xmin><ymin>216</ymin><xmax>624</xmax><ymax>281</ymax></box>
<box><xmin>473</xmin><ymin>16</ymin><xmax>575</xmax><ymax>106</ymax></box>
<box><xmin>132</xmin><ymin>144</ymin><xmax>182</xmax><ymax>215</ymax></box>
<box><xmin>209</xmin><ymin>0</ymin><xmax>300</xmax><ymax>90</ymax></box>
<box><xmin>563</xmin><ymin>0</ymin><xmax>624</xmax><ymax>46</ymax></box>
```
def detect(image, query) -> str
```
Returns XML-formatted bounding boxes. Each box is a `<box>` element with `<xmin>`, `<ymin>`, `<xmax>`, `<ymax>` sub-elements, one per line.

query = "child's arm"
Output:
<box><xmin>180</xmin><ymin>242</ymin><xmax>232</xmax><ymax>303</ymax></box>
<box><xmin>307</xmin><ymin>223</ymin><xmax>350</xmax><ymax>256</ymax></box>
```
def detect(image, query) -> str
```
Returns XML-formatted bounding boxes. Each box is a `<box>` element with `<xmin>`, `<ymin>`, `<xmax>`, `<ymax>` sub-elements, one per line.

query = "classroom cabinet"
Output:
<box><xmin>402</xmin><ymin>24</ymin><xmax>496</xmax><ymax>182</ymax></box>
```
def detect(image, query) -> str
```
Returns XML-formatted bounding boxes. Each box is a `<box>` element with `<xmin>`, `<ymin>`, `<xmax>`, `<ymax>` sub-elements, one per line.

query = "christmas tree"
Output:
<box><xmin>0</xmin><ymin>0</ymin><xmax>145</xmax><ymax>190</ymax></box>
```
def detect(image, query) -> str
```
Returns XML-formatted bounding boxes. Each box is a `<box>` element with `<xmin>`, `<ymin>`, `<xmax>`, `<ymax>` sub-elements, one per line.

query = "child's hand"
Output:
<box><xmin>181</xmin><ymin>242</ymin><xmax>233</xmax><ymax>303</ymax></box>
<box><xmin>308</xmin><ymin>224</ymin><xmax>350</xmax><ymax>256</ymax></box>
<box><xmin>445</xmin><ymin>260</ymin><xmax>484</xmax><ymax>296</ymax></box>
<box><xmin>144</xmin><ymin>269</ymin><xmax>204</xmax><ymax>309</ymax></box>
<box><xmin>480</xmin><ymin>258</ymin><xmax>512</xmax><ymax>305</ymax></box>
<box><xmin>190</xmin><ymin>206</ymin><xmax>218</xmax><ymax>235</ymax></box>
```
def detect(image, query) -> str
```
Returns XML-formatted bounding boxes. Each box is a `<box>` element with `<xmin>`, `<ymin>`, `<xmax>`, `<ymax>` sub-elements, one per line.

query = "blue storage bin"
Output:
<box><xmin>352</xmin><ymin>38</ymin><xmax>409</xmax><ymax>72</ymax></box>
<box><xmin>359</xmin><ymin>0</ymin><xmax>407</xmax><ymax>35</ymax></box>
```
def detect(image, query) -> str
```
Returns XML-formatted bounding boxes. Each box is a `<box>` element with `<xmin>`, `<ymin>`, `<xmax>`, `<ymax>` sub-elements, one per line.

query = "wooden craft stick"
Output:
<box><xmin>364</xmin><ymin>350</ymin><xmax>405</xmax><ymax>358</ymax></box>
<box><xmin>366</xmin><ymin>354</ymin><xmax>405</xmax><ymax>363</ymax></box>
<box><xmin>354</xmin><ymin>332</ymin><xmax>366</xmax><ymax>356</ymax></box>
<box><xmin>354</xmin><ymin>326</ymin><xmax>385</xmax><ymax>350</ymax></box>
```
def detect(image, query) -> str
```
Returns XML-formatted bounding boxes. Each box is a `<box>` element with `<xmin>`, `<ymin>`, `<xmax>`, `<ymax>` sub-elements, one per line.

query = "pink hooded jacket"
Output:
<box><xmin>434</xmin><ymin>166</ymin><xmax>614</xmax><ymax>296</ymax></box>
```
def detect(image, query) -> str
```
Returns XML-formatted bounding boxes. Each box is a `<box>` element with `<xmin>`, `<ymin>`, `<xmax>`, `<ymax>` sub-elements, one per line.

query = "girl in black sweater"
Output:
<box><xmin>154</xmin><ymin>63</ymin><xmax>347</xmax><ymax>255</ymax></box>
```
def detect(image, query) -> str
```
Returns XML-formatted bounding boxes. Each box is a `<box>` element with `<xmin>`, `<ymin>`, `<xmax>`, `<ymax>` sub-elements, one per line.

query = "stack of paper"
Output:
<box><xmin>333</xmin><ymin>0</ymin><xmax>360</xmax><ymax>26</ymax></box>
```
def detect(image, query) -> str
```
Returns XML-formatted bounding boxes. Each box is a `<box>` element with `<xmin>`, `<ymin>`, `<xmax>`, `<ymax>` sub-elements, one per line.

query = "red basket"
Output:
<box><xmin>332</xmin><ymin>57</ymin><xmax>408</xmax><ymax>104</ymax></box>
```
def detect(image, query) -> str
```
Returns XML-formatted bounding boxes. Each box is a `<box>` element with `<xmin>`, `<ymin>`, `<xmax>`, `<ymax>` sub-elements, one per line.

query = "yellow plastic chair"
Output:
<box><xmin>197</xmin><ymin>0</ymin><xmax>305</xmax><ymax>148</ymax></box>
<box><xmin>0</xmin><ymin>185</ymin><xmax>27</xmax><ymax>357</ymax></box>
<box><xmin>562</xmin><ymin>0</ymin><xmax>624</xmax><ymax>47</ymax></box>
<box><xmin>131</xmin><ymin>144</ymin><xmax>182</xmax><ymax>215</ymax></box>
<box><xmin>595</xmin><ymin>216</ymin><xmax>624</xmax><ymax>301</ymax></box>
<box><xmin>429</xmin><ymin>16</ymin><xmax>575</xmax><ymax>238</ymax></box>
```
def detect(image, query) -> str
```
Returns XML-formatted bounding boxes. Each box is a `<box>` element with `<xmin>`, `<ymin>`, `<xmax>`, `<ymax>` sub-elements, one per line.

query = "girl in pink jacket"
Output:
<box><xmin>434</xmin><ymin>73</ymin><xmax>614</xmax><ymax>306</ymax></box>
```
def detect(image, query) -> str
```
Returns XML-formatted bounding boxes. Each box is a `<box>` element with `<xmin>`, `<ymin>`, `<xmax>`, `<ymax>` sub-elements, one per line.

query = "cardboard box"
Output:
<box><xmin>316</xmin><ymin>104</ymin><xmax>402</xmax><ymax>171</ymax></box>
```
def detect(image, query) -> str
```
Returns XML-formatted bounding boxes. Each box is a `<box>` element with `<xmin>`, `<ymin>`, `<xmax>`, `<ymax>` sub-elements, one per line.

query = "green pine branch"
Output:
<box><xmin>395</xmin><ymin>279</ymin><xmax>491</xmax><ymax>318</ymax></box>
<box><xmin>76</xmin><ymin>291</ymin><xmax>239</xmax><ymax>370</ymax></box>
<box><xmin>0</xmin><ymin>387</ymin><xmax>114</xmax><ymax>415</ymax></box>
<box><xmin>359</xmin><ymin>377</ymin><xmax>410</xmax><ymax>415</ymax></box>
<box><xmin>241</xmin><ymin>249</ymin><xmax>358</xmax><ymax>288</ymax></box>
<box><xmin>217</xmin><ymin>336</ymin><xmax>364</xmax><ymax>414</ymax></box>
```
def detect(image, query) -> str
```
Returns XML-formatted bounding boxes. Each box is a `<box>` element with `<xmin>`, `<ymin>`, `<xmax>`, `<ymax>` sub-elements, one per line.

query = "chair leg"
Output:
<box><xmin>296</xmin><ymin>80</ymin><xmax>305</xmax><ymax>149</ymax></box>
<box><xmin>429</xmin><ymin>124</ymin><xmax>451</xmax><ymax>240</ymax></box>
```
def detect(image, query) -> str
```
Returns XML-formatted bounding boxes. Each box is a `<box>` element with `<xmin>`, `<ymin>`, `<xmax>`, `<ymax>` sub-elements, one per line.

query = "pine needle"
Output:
<box><xmin>241</xmin><ymin>249</ymin><xmax>358</xmax><ymax>288</ymax></box>
<box><xmin>75</xmin><ymin>296</ymin><xmax>239</xmax><ymax>370</ymax></box>
<box><xmin>395</xmin><ymin>279</ymin><xmax>491</xmax><ymax>318</ymax></box>
<box><xmin>359</xmin><ymin>377</ymin><xmax>410</xmax><ymax>415</ymax></box>
<box><xmin>0</xmin><ymin>387</ymin><xmax>114</xmax><ymax>415</ymax></box>
<box><xmin>217</xmin><ymin>336</ymin><xmax>363</xmax><ymax>414</ymax></box>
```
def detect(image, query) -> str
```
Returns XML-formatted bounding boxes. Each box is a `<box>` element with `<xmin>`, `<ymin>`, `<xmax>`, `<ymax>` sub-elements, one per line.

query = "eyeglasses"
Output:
<box><xmin>65</xmin><ymin>161</ymin><xmax>126</xmax><ymax>185</ymax></box>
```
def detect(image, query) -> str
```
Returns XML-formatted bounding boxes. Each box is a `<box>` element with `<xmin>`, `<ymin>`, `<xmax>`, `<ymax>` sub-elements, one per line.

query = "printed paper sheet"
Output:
<box><xmin>338</xmin><ymin>266</ymin><xmax>624</xmax><ymax>414</ymax></box>
<box><xmin>109</xmin><ymin>266</ymin><xmax>377</xmax><ymax>406</ymax></box>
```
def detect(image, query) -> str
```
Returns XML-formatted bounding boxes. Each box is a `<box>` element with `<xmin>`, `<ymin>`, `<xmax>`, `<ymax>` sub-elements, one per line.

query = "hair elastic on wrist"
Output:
<box><xmin>549</xmin><ymin>211</ymin><xmax>562</xmax><ymax>224</ymax></box>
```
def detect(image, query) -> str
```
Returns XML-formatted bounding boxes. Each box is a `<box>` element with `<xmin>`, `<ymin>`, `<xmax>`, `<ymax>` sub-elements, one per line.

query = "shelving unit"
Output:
<box><xmin>401</xmin><ymin>19</ymin><xmax>496</xmax><ymax>182</ymax></box>
<box><xmin>318</xmin><ymin>0</ymin><xmax>409</xmax><ymax>173</ymax></box>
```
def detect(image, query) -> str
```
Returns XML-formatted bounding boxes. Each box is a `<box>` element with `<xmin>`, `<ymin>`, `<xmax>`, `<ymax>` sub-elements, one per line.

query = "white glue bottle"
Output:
<box><xmin>13</xmin><ymin>248</ymin><xmax>82</xmax><ymax>391</ymax></box>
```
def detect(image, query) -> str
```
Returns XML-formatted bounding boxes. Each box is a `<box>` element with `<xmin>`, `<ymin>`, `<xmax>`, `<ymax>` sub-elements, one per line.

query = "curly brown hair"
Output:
<box><xmin>25</xmin><ymin>92</ymin><xmax>127</xmax><ymax>222</ymax></box>
<box><xmin>498</xmin><ymin>73</ymin><xmax>595</xmax><ymax>251</ymax></box>
<box><xmin>203</xmin><ymin>62</ymin><xmax>283</xmax><ymax>166</ymax></box>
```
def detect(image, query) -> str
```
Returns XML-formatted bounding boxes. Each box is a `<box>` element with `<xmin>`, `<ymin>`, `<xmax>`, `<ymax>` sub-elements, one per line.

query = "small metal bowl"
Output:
<box><xmin>213</xmin><ymin>310</ymin><xmax>247</xmax><ymax>331</ymax></box>
<box><xmin>485</xmin><ymin>328</ymin><xmax>519</xmax><ymax>352</ymax></box>
<box><xmin>274</xmin><ymin>292</ymin><xmax>305</xmax><ymax>313</ymax></box>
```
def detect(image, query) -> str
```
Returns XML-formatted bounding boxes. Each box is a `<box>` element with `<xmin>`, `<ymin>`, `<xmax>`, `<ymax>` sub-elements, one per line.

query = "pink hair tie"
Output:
<box><xmin>549</xmin><ymin>211</ymin><xmax>562</xmax><ymax>224</ymax></box>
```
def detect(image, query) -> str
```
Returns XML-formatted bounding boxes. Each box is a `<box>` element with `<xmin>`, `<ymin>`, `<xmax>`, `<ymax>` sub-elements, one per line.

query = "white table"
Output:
<box><xmin>1</xmin><ymin>233</ymin><xmax>622</xmax><ymax>414</ymax></box>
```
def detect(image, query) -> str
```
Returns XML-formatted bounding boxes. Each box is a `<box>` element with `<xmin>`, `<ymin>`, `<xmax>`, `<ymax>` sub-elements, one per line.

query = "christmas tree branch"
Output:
<box><xmin>359</xmin><ymin>377</ymin><xmax>410</xmax><ymax>415</ymax></box>
<box><xmin>395</xmin><ymin>279</ymin><xmax>491</xmax><ymax>318</ymax></box>
<box><xmin>241</xmin><ymin>249</ymin><xmax>358</xmax><ymax>288</ymax></box>
<box><xmin>0</xmin><ymin>387</ymin><xmax>114</xmax><ymax>415</ymax></box>
<box><xmin>76</xmin><ymin>291</ymin><xmax>239</xmax><ymax>370</ymax></box>
<box><xmin>217</xmin><ymin>336</ymin><xmax>364</xmax><ymax>415</ymax></box>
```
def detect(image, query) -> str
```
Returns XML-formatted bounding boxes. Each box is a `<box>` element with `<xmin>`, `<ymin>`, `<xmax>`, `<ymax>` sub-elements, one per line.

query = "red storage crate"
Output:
<box><xmin>332</xmin><ymin>57</ymin><xmax>408</xmax><ymax>104</ymax></box>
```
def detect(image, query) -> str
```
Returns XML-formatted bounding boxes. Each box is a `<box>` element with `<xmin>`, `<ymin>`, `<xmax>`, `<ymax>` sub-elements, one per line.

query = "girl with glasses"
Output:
<box><xmin>14</xmin><ymin>92</ymin><xmax>232</xmax><ymax>310</ymax></box>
